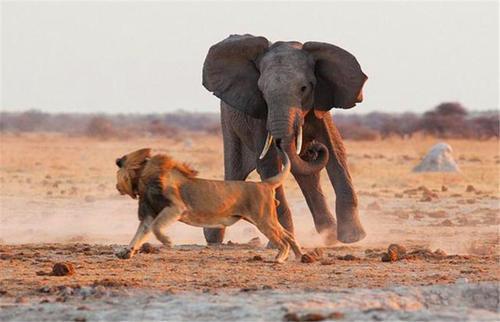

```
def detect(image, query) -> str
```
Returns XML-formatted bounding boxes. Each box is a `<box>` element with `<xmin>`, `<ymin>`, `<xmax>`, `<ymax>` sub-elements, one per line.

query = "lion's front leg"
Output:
<box><xmin>116</xmin><ymin>216</ymin><xmax>154</xmax><ymax>259</ymax></box>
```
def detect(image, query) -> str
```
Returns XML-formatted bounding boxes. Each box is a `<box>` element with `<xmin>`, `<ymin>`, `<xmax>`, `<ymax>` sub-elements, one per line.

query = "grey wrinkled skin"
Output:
<box><xmin>202</xmin><ymin>35</ymin><xmax>368</xmax><ymax>245</ymax></box>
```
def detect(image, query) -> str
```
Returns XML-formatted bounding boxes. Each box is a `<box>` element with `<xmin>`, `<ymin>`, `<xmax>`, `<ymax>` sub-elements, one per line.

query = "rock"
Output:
<box><xmin>301</xmin><ymin>253</ymin><xmax>316</xmax><ymax>264</ymax></box>
<box><xmin>382</xmin><ymin>244</ymin><xmax>406</xmax><ymax>262</ymax></box>
<box><xmin>466</xmin><ymin>185</ymin><xmax>476</xmax><ymax>192</ymax></box>
<box><xmin>441</xmin><ymin>185</ymin><xmax>448</xmax><ymax>192</ymax></box>
<box><xmin>248</xmin><ymin>255</ymin><xmax>263</xmax><ymax>261</ymax></box>
<box><xmin>413</xmin><ymin>143</ymin><xmax>459</xmax><ymax>172</ymax></box>
<box><xmin>139</xmin><ymin>243</ymin><xmax>159</xmax><ymax>254</ymax></box>
<box><xmin>301</xmin><ymin>249</ymin><xmax>323</xmax><ymax>263</ymax></box>
<box><xmin>381</xmin><ymin>252</ymin><xmax>392</xmax><ymax>262</ymax></box>
<box><xmin>434</xmin><ymin>249</ymin><xmax>447</xmax><ymax>257</ymax></box>
<box><xmin>52</xmin><ymin>262</ymin><xmax>75</xmax><ymax>276</ymax></box>
<box><xmin>441</xmin><ymin>219</ymin><xmax>453</xmax><ymax>226</ymax></box>
<box><xmin>337</xmin><ymin>254</ymin><xmax>358</xmax><ymax>261</ymax></box>
<box><xmin>0</xmin><ymin>253</ymin><xmax>13</xmax><ymax>260</ymax></box>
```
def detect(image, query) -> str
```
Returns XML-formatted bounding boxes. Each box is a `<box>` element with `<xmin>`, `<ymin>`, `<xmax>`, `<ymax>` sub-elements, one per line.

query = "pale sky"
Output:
<box><xmin>1</xmin><ymin>1</ymin><xmax>498</xmax><ymax>114</ymax></box>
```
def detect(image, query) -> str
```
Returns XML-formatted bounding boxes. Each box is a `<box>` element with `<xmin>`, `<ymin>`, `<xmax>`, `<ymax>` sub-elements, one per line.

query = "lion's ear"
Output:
<box><xmin>124</xmin><ymin>148</ymin><xmax>152</xmax><ymax>170</ymax></box>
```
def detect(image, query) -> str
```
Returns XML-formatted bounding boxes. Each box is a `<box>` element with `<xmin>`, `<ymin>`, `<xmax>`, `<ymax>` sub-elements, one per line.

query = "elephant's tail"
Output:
<box><xmin>264</xmin><ymin>147</ymin><xmax>290</xmax><ymax>188</ymax></box>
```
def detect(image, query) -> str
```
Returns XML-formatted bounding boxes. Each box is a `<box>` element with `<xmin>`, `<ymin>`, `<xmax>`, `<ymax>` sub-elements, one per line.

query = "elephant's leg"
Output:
<box><xmin>293</xmin><ymin>171</ymin><xmax>337</xmax><ymax>245</ymax></box>
<box><xmin>203</xmin><ymin>123</ymin><xmax>255</xmax><ymax>244</ymax></box>
<box><xmin>315</xmin><ymin>113</ymin><xmax>366</xmax><ymax>243</ymax></box>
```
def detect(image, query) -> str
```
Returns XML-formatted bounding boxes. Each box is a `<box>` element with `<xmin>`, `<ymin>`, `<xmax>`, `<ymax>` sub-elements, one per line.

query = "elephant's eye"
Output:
<box><xmin>300</xmin><ymin>86</ymin><xmax>308</xmax><ymax>93</ymax></box>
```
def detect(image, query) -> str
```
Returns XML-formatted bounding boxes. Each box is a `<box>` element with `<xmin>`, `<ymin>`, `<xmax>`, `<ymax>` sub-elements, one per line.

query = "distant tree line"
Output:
<box><xmin>335</xmin><ymin>102</ymin><xmax>499</xmax><ymax>140</ymax></box>
<box><xmin>0</xmin><ymin>110</ymin><xmax>220</xmax><ymax>139</ymax></box>
<box><xmin>0</xmin><ymin>102</ymin><xmax>498</xmax><ymax>140</ymax></box>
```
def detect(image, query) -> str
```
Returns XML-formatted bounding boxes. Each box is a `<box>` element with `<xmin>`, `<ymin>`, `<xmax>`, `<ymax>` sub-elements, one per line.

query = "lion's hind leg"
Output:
<box><xmin>283</xmin><ymin>229</ymin><xmax>302</xmax><ymax>260</ymax></box>
<box><xmin>255</xmin><ymin>218</ymin><xmax>290</xmax><ymax>263</ymax></box>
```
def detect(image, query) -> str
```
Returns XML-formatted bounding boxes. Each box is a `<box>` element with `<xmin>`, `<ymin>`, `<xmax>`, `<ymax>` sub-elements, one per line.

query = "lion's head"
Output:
<box><xmin>115</xmin><ymin>148</ymin><xmax>152</xmax><ymax>199</ymax></box>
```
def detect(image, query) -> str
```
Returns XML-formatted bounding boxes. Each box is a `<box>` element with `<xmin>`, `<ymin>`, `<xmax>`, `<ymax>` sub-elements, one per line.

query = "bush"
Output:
<box><xmin>85</xmin><ymin>116</ymin><xmax>117</xmax><ymax>138</ymax></box>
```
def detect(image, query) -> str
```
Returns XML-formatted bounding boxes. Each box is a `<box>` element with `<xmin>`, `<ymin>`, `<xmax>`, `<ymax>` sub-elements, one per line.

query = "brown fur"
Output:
<box><xmin>115</xmin><ymin>148</ymin><xmax>301</xmax><ymax>263</ymax></box>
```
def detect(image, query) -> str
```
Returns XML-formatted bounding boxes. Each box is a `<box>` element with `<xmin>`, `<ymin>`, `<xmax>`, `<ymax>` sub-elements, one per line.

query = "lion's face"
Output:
<box><xmin>115</xmin><ymin>149</ymin><xmax>152</xmax><ymax>199</ymax></box>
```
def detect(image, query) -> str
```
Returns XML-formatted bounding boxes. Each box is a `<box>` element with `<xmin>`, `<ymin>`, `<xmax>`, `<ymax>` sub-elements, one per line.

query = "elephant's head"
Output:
<box><xmin>203</xmin><ymin>35</ymin><xmax>367</xmax><ymax>175</ymax></box>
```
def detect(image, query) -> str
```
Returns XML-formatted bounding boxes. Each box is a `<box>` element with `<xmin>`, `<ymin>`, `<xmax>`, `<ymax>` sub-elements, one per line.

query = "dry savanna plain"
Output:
<box><xmin>0</xmin><ymin>132</ymin><xmax>499</xmax><ymax>321</ymax></box>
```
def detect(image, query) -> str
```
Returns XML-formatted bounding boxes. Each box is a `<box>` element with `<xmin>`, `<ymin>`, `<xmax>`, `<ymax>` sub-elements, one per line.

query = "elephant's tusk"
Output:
<box><xmin>296</xmin><ymin>126</ymin><xmax>303</xmax><ymax>155</ymax></box>
<box><xmin>259</xmin><ymin>133</ymin><xmax>273</xmax><ymax>159</ymax></box>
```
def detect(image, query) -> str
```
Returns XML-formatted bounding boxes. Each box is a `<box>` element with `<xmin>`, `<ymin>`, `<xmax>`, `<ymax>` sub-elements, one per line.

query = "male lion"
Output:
<box><xmin>115</xmin><ymin>148</ymin><xmax>302</xmax><ymax>263</ymax></box>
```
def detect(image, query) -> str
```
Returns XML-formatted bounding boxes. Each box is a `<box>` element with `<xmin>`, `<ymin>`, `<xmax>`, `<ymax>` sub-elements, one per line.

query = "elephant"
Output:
<box><xmin>201</xmin><ymin>34</ymin><xmax>367</xmax><ymax>245</ymax></box>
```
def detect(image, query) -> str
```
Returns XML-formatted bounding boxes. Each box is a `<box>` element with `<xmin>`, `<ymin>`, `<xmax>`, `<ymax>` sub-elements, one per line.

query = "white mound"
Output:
<box><xmin>413</xmin><ymin>142</ymin><xmax>459</xmax><ymax>172</ymax></box>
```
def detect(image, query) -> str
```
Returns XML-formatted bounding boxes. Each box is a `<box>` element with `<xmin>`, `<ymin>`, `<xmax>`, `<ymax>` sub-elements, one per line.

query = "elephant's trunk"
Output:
<box><xmin>268</xmin><ymin>111</ymin><xmax>328</xmax><ymax>175</ymax></box>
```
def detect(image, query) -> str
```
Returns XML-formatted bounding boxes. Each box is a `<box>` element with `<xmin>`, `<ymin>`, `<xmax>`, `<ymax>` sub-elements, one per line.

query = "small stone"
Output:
<box><xmin>250</xmin><ymin>255</ymin><xmax>263</xmax><ymax>261</ymax></box>
<box><xmin>337</xmin><ymin>254</ymin><xmax>358</xmax><ymax>261</ymax></box>
<box><xmin>139</xmin><ymin>243</ymin><xmax>159</xmax><ymax>254</ymax></box>
<box><xmin>382</xmin><ymin>244</ymin><xmax>406</xmax><ymax>262</ymax></box>
<box><xmin>240</xmin><ymin>286</ymin><xmax>258</xmax><ymax>292</ymax></box>
<box><xmin>0</xmin><ymin>254</ymin><xmax>13</xmax><ymax>260</ymax></box>
<box><xmin>434</xmin><ymin>249</ymin><xmax>447</xmax><ymax>257</ymax></box>
<box><xmin>381</xmin><ymin>252</ymin><xmax>392</xmax><ymax>262</ymax></box>
<box><xmin>441</xmin><ymin>185</ymin><xmax>448</xmax><ymax>192</ymax></box>
<box><xmin>52</xmin><ymin>262</ymin><xmax>75</xmax><ymax>276</ymax></box>
<box><xmin>466</xmin><ymin>185</ymin><xmax>476</xmax><ymax>192</ymax></box>
<box><xmin>301</xmin><ymin>253</ymin><xmax>316</xmax><ymax>263</ymax></box>
<box><xmin>441</xmin><ymin>219</ymin><xmax>453</xmax><ymax>227</ymax></box>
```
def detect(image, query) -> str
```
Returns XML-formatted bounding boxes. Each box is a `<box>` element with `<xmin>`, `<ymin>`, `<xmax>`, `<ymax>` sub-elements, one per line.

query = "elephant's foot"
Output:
<box><xmin>203</xmin><ymin>227</ymin><xmax>225</xmax><ymax>245</ymax></box>
<box><xmin>336</xmin><ymin>207</ymin><xmax>366</xmax><ymax>243</ymax></box>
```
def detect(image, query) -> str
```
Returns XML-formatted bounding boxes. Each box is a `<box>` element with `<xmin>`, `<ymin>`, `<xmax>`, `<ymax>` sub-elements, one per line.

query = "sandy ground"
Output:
<box><xmin>0</xmin><ymin>132</ymin><xmax>499</xmax><ymax>320</ymax></box>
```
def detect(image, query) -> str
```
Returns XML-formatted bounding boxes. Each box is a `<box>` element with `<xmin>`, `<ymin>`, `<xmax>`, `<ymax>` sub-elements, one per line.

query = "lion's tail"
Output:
<box><xmin>263</xmin><ymin>147</ymin><xmax>290</xmax><ymax>188</ymax></box>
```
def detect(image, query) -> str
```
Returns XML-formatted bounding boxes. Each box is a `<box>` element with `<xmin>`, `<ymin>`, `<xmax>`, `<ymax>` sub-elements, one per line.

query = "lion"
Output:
<box><xmin>114</xmin><ymin>147</ymin><xmax>302</xmax><ymax>263</ymax></box>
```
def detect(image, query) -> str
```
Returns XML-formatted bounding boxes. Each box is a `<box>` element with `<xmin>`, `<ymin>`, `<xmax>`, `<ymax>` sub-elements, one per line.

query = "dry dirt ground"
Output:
<box><xmin>0</xmin><ymin>133</ymin><xmax>499</xmax><ymax>321</ymax></box>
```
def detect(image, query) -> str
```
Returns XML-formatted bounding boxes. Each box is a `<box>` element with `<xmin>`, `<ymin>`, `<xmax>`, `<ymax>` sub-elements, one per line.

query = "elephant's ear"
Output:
<box><xmin>203</xmin><ymin>34</ymin><xmax>269</xmax><ymax>118</ymax></box>
<box><xmin>303</xmin><ymin>42</ymin><xmax>367</xmax><ymax>110</ymax></box>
